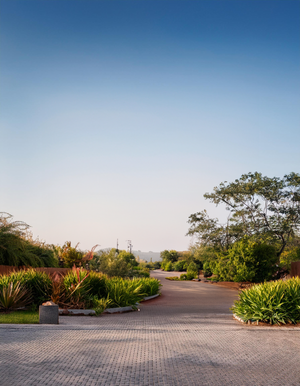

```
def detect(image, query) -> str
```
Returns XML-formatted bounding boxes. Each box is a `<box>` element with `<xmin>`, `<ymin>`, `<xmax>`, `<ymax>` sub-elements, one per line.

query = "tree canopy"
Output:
<box><xmin>187</xmin><ymin>172</ymin><xmax>300</xmax><ymax>257</ymax></box>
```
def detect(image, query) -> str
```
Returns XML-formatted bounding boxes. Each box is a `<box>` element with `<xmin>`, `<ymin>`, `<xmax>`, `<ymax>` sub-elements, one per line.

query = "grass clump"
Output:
<box><xmin>231</xmin><ymin>277</ymin><xmax>300</xmax><ymax>325</ymax></box>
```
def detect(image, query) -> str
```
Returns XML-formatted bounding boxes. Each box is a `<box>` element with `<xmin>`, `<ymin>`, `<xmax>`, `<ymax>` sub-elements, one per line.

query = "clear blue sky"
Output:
<box><xmin>1</xmin><ymin>0</ymin><xmax>299</xmax><ymax>252</ymax></box>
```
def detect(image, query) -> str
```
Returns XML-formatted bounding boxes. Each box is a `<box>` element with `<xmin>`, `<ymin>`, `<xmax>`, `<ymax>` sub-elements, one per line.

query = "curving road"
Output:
<box><xmin>0</xmin><ymin>270</ymin><xmax>299</xmax><ymax>385</ymax></box>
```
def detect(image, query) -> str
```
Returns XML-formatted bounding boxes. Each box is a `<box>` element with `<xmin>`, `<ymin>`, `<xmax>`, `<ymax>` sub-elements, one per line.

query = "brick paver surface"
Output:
<box><xmin>1</xmin><ymin>270</ymin><xmax>299</xmax><ymax>386</ymax></box>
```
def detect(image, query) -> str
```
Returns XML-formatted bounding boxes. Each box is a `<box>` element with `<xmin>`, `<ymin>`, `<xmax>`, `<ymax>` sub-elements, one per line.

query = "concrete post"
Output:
<box><xmin>39</xmin><ymin>301</ymin><xmax>59</xmax><ymax>324</ymax></box>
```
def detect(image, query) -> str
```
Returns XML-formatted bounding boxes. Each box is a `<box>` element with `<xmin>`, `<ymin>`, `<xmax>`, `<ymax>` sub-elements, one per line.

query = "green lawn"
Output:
<box><xmin>0</xmin><ymin>310</ymin><xmax>39</xmax><ymax>324</ymax></box>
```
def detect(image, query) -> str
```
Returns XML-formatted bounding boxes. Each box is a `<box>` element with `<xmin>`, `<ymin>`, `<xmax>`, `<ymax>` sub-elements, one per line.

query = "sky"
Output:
<box><xmin>1</xmin><ymin>0</ymin><xmax>299</xmax><ymax>252</ymax></box>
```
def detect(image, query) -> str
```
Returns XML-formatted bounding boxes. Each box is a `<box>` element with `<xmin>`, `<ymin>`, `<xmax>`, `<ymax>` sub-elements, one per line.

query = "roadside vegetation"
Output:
<box><xmin>232</xmin><ymin>277</ymin><xmax>300</xmax><ymax>325</ymax></box>
<box><xmin>185</xmin><ymin>172</ymin><xmax>300</xmax><ymax>283</ymax></box>
<box><xmin>0</xmin><ymin>267</ymin><xmax>161</xmax><ymax>316</ymax></box>
<box><xmin>1</xmin><ymin>172</ymin><xmax>299</xmax><ymax>325</ymax></box>
<box><xmin>161</xmin><ymin>172</ymin><xmax>300</xmax><ymax>325</ymax></box>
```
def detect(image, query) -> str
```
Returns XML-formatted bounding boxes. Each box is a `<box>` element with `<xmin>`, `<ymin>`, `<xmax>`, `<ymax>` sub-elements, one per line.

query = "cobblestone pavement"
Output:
<box><xmin>1</xmin><ymin>270</ymin><xmax>300</xmax><ymax>386</ymax></box>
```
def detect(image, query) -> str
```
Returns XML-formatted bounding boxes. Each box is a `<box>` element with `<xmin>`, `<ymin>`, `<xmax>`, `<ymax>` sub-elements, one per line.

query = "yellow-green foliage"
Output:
<box><xmin>280</xmin><ymin>247</ymin><xmax>300</xmax><ymax>271</ymax></box>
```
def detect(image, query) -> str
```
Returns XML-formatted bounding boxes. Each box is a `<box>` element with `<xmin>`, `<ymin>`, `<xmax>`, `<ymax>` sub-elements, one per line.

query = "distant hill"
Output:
<box><xmin>95</xmin><ymin>248</ymin><xmax>161</xmax><ymax>262</ymax></box>
<box><xmin>132</xmin><ymin>250</ymin><xmax>161</xmax><ymax>262</ymax></box>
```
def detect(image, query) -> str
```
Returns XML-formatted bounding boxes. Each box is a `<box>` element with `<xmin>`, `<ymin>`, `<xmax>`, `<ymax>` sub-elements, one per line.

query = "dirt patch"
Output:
<box><xmin>207</xmin><ymin>281</ymin><xmax>252</xmax><ymax>291</ymax></box>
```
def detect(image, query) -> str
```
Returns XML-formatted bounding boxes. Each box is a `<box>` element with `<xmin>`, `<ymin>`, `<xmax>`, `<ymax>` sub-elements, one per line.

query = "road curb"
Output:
<box><xmin>59</xmin><ymin>293</ymin><xmax>161</xmax><ymax>315</ymax></box>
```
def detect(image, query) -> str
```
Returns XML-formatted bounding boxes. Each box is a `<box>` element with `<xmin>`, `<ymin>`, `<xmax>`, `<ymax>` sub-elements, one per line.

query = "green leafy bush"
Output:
<box><xmin>173</xmin><ymin>260</ymin><xmax>187</xmax><ymax>271</ymax></box>
<box><xmin>160</xmin><ymin>250</ymin><xmax>178</xmax><ymax>263</ymax></box>
<box><xmin>153</xmin><ymin>261</ymin><xmax>161</xmax><ymax>269</ymax></box>
<box><xmin>135</xmin><ymin>277</ymin><xmax>161</xmax><ymax>296</ymax></box>
<box><xmin>64</xmin><ymin>269</ymin><xmax>107</xmax><ymax>299</ymax></box>
<box><xmin>164</xmin><ymin>261</ymin><xmax>173</xmax><ymax>271</ymax></box>
<box><xmin>215</xmin><ymin>238</ymin><xmax>278</xmax><ymax>282</ymax></box>
<box><xmin>231</xmin><ymin>278</ymin><xmax>300</xmax><ymax>325</ymax></box>
<box><xmin>180</xmin><ymin>272</ymin><xmax>196</xmax><ymax>280</ymax></box>
<box><xmin>106</xmin><ymin>278</ymin><xmax>144</xmax><ymax>308</ymax></box>
<box><xmin>187</xmin><ymin>262</ymin><xmax>198</xmax><ymax>279</ymax></box>
<box><xmin>131</xmin><ymin>267</ymin><xmax>150</xmax><ymax>278</ymax></box>
<box><xmin>92</xmin><ymin>296</ymin><xmax>111</xmax><ymax>315</ymax></box>
<box><xmin>105</xmin><ymin>277</ymin><xmax>161</xmax><ymax>307</ymax></box>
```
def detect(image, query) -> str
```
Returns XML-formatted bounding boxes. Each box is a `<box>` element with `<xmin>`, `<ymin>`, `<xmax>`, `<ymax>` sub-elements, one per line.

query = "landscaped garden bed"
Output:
<box><xmin>0</xmin><ymin>267</ymin><xmax>161</xmax><ymax>321</ymax></box>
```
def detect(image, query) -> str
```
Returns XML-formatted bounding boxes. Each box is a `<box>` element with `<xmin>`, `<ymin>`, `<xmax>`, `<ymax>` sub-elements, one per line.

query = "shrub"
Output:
<box><xmin>0</xmin><ymin>269</ymin><xmax>52</xmax><ymax>306</ymax></box>
<box><xmin>98</xmin><ymin>249</ymin><xmax>130</xmax><ymax>277</ymax></box>
<box><xmin>92</xmin><ymin>297</ymin><xmax>111</xmax><ymax>315</ymax></box>
<box><xmin>215</xmin><ymin>238</ymin><xmax>278</xmax><ymax>282</ymax></box>
<box><xmin>180</xmin><ymin>272</ymin><xmax>196</xmax><ymax>280</ymax></box>
<box><xmin>135</xmin><ymin>278</ymin><xmax>161</xmax><ymax>296</ymax></box>
<box><xmin>164</xmin><ymin>261</ymin><xmax>173</xmax><ymax>271</ymax></box>
<box><xmin>104</xmin><ymin>277</ymin><xmax>161</xmax><ymax>308</ymax></box>
<box><xmin>86</xmin><ymin>271</ymin><xmax>108</xmax><ymax>298</ymax></box>
<box><xmin>231</xmin><ymin>277</ymin><xmax>300</xmax><ymax>325</ymax></box>
<box><xmin>0</xmin><ymin>282</ymin><xmax>31</xmax><ymax>310</ymax></box>
<box><xmin>63</xmin><ymin>267</ymin><xmax>94</xmax><ymax>308</ymax></box>
<box><xmin>106</xmin><ymin>278</ymin><xmax>144</xmax><ymax>308</ymax></box>
<box><xmin>165</xmin><ymin>276</ymin><xmax>180</xmax><ymax>281</ymax></box>
<box><xmin>187</xmin><ymin>262</ymin><xmax>198</xmax><ymax>279</ymax></box>
<box><xmin>173</xmin><ymin>260</ymin><xmax>187</xmax><ymax>272</ymax></box>
<box><xmin>153</xmin><ymin>261</ymin><xmax>161</xmax><ymax>269</ymax></box>
<box><xmin>131</xmin><ymin>267</ymin><xmax>150</xmax><ymax>278</ymax></box>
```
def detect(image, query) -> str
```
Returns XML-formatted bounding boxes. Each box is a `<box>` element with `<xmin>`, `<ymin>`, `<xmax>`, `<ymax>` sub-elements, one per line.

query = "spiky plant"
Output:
<box><xmin>0</xmin><ymin>282</ymin><xmax>31</xmax><ymax>311</ymax></box>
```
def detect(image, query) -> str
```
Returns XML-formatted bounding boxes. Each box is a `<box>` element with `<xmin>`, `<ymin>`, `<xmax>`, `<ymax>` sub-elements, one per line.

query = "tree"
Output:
<box><xmin>118</xmin><ymin>250</ymin><xmax>138</xmax><ymax>268</ymax></box>
<box><xmin>188</xmin><ymin>172</ymin><xmax>300</xmax><ymax>257</ymax></box>
<box><xmin>160</xmin><ymin>250</ymin><xmax>178</xmax><ymax>263</ymax></box>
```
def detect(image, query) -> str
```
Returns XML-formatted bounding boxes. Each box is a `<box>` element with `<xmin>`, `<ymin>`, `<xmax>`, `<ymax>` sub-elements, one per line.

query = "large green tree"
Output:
<box><xmin>188</xmin><ymin>172</ymin><xmax>300</xmax><ymax>257</ymax></box>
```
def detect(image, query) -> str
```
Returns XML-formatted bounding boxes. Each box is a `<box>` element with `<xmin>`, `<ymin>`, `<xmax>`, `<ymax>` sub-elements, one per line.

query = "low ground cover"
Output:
<box><xmin>0</xmin><ymin>310</ymin><xmax>39</xmax><ymax>324</ymax></box>
<box><xmin>231</xmin><ymin>277</ymin><xmax>300</xmax><ymax>325</ymax></box>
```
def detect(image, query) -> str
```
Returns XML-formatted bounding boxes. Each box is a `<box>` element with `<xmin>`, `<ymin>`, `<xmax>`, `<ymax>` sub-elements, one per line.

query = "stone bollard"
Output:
<box><xmin>39</xmin><ymin>301</ymin><xmax>59</xmax><ymax>324</ymax></box>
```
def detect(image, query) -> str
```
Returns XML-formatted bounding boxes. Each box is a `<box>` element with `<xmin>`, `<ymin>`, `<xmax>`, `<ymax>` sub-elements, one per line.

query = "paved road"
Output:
<box><xmin>1</xmin><ymin>270</ymin><xmax>299</xmax><ymax>386</ymax></box>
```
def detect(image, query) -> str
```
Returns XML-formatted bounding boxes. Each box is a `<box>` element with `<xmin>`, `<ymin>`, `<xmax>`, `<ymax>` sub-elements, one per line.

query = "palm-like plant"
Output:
<box><xmin>0</xmin><ymin>282</ymin><xmax>31</xmax><ymax>311</ymax></box>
